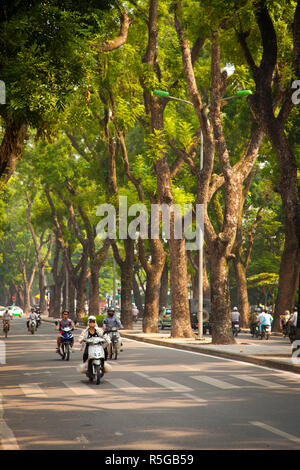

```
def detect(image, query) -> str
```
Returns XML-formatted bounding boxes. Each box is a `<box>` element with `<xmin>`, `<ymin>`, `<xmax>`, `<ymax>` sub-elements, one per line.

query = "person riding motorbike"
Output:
<box><xmin>231</xmin><ymin>307</ymin><xmax>240</xmax><ymax>332</ymax></box>
<box><xmin>27</xmin><ymin>308</ymin><xmax>39</xmax><ymax>331</ymax></box>
<box><xmin>249</xmin><ymin>310</ymin><xmax>259</xmax><ymax>336</ymax></box>
<box><xmin>281</xmin><ymin>310</ymin><xmax>290</xmax><ymax>337</ymax></box>
<box><xmin>102</xmin><ymin>307</ymin><xmax>123</xmax><ymax>354</ymax></box>
<box><xmin>56</xmin><ymin>310</ymin><xmax>75</xmax><ymax>353</ymax></box>
<box><xmin>258</xmin><ymin>310</ymin><xmax>273</xmax><ymax>335</ymax></box>
<box><xmin>2</xmin><ymin>309</ymin><xmax>12</xmax><ymax>332</ymax></box>
<box><xmin>79</xmin><ymin>315</ymin><xmax>110</xmax><ymax>364</ymax></box>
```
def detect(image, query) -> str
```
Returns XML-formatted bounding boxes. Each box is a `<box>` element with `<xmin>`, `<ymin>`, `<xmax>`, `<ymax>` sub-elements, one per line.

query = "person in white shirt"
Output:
<box><xmin>2</xmin><ymin>309</ymin><xmax>12</xmax><ymax>331</ymax></box>
<box><xmin>27</xmin><ymin>308</ymin><xmax>39</xmax><ymax>330</ymax></box>
<box><xmin>231</xmin><ymin>307</ymin><xmax>240</xmax><ymax>323</ymax></box>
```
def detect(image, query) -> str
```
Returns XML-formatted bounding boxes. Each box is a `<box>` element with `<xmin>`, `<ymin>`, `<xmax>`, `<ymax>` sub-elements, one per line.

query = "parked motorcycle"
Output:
<box><xmin>232</xmin><ymin>321</ymin><xmax>240</xmax><ymax>337</ymax></box>
<box><xmin>29</xmin><ymin>319</ymin><xmax>37</xmax><ymax>335</ymax></box>
<box><xmin>58</xmin><ymin>326</ymin><xmax>73</xmax><ymax>360</ymax></box>
<box><xmin>82</xmin><ymin>336</ymin><xmax>106</xmax><ymax>384</ymax></box>
<box><xmin>105</xmin><ymin>327</ymin><xmax>120</xmax><ymax>360</ymax></box>
<box><xmin>260</xmin><ymin>324</ymin><xmax>271</xmax><ymax>340</ymax></box>
<box><xmin>3</xmin><ymin>320</ymin><xmax>9</xmax><ymax>338</ymax></box>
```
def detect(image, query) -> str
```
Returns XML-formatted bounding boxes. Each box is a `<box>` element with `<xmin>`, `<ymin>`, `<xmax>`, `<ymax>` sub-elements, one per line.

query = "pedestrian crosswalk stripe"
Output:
<box><xmin>231</xmin><ymin>375</ymin><xmax>285</xmax><ymax>388</ymax></box>
<box><xmin>19</xmin><ymin>383</ymin><xmax>47</xmax><ymax>398</ymax></box>
<box><xmin>105</xmin><ymin>378</ymin><xmax>147</xmax><ymax>393</ymax></box>
<box><xmin>191</xmin><ymin>376</ymin><xmax>240</xmax><ymax>389</ymax></box>
<box><xmin>141</xmin><ymin>376</ymin><xmax>194</xmax><ymax>393</ymax></box>
<box><xmin>62</xmin><ymin>382</ymin><xmax>98</xmax><ymax>395</ymax></box>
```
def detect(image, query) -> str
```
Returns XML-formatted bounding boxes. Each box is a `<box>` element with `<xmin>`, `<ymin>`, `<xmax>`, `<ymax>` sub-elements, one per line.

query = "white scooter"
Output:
<box><xmin>29</xmin><ymin>319</ymin><xmax>37</xmax><ymax>335</ymax></box>
<box><xmin>82</xmin><ymin>337</ymin><xmax>106</xmax><ymax>385</ymax></box>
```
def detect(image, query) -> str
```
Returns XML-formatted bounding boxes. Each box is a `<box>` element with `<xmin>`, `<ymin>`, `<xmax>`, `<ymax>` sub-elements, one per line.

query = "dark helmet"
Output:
<box><xmin>107</xmin><ymin>307</ymin><xmax>115</xmax><ymax>315</ymax></box>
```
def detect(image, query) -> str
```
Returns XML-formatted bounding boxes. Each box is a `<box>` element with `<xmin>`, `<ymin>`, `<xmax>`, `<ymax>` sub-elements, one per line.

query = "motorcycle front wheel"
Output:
<box><xmin>95</xmin><ymin>364</ymin><xmax>101</xmax><ymax>384</ymax></box>
<box><xmin>65</xmin><ymin>344</ymin><xmax>71</xmax><ymax>361</ymax></box>
<box><xmin>113</xmin><ymin>341</ymin><xmax>118</xmax><ymax>360</ymax></box>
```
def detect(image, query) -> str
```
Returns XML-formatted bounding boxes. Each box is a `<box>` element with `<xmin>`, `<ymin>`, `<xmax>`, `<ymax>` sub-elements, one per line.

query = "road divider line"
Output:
<box><xmin>0</xmin><ymin>394</ymin><xmax>19</xmax><ymax>450</ymax></box>
<box><xmin>191</xmin><ymin>375</ymin><xmax>240</xmax><ymax>389</ymax></box>
<box><xmin>251</xmin><ymin>421</ymin><xmax>300</xmax><ymax>445</ymax></box>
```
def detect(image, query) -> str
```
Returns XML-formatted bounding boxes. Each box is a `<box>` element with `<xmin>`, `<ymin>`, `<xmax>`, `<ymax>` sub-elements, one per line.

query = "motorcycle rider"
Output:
<box><xmin>79</xmin><ymin>315</ymin><xmax>110</xmax><ymax>364</ymax></box>
<box><xmin>258</xmin><ymin>310</ymin><xmax>273</xmax><ymax>335</ymax></box>
<box><xmin>231</xmin><ymin>307</ymin><xmax>240</xmax><ymax>332</ymax></box>
<box><xmin>249</xmin><ymin>310</ymin><xmax>259</xmax><ymax>336</ymax></box>
<box><xmin>56</xmin><ymin>310</ymin><xmax>75</xmax><ymax>353</ymax></box>
<box><xmin>27</xmin><ymin>307</ymin><xmax>39</xmax><ymax>331</ymax></box>
<box><xmin>102</xmin><ymin>307</ymin><xmax>123</xmax><ymax>354</ymax></box>
<box><xmin>2</xmin><ymin>309</ymin><xmax>12</xmax><ymax>331</ymax></box>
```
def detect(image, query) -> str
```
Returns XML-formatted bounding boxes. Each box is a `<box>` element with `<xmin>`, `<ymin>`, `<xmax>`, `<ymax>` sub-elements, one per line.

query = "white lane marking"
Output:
<box><xmin>232</xmin><ymin>375</ymin><xmax>285</xmax><ymax>388</ymax></box>
<box><xmin>63</xmin><ymin>382</ymin><xmax>98</xmax><ymax>396</ymax></box>
<box><xmin>182</xmin><ymin>393</ymin><xmax>207</xmax><ymax>404</ymax></box>
<box><xmin>24</xmin><ymin>371</ymin><xmax>52</xmax><ymax>376</ymax></box>
<box><xmin>251</xmin><ymin>421</ymin><xmax>300</xmax><ymax>445</ymax></box>
<box><xmin>135</xmin><ymin>374</ymin><xmax>193</xmax><ymax>393</ymax></box>
<box><xmin>191</xmin><ymin>375</ymin><xmax>240</xmax><ymax>389</ymax></box>
<box><xmin>0</xmin><ymin>394</ymin><xmax>19</xmax><ymax>450</ymax></box>
<box><xmin>19</xmin><ymin>383</ymin><xmax>47</xmax><ymax>398</ymax></box>
<box><xmin>105</xmin><ymin>378</ymin><xmax>147</xmax><ymax>393</ymax></box>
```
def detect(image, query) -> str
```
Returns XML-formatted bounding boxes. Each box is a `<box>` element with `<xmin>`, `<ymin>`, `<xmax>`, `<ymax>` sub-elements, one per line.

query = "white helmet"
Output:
<box><xmin>88</xmin><ymin>315</ymin><xmax>97</xmax><ymax>323</ymax></box>
<box><xmin>233</xmin><ymin>307</ymin><xmax>238</xmax><ymax>311</ymax></box>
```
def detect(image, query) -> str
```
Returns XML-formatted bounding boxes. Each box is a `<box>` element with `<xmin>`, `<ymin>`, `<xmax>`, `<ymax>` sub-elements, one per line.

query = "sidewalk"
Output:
<box><xmin>41</xmin><ymin>316</ymin><xmax>300</xmax><ymax>375</ymax></box>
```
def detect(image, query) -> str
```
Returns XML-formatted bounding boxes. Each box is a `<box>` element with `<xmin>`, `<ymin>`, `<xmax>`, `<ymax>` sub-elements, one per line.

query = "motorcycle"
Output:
<box><xmin>105</xmin><ymin>327</ymin><xmax>120</xmax><ymax>360</ymax></box>
<box><xmin>3</xmin><ymin>320</ymin><xmax>9</xmax><ymax>338</ymax></box>
<box><xmin>250</xmin><ymin>322</ymin><xmax>260</xmax><ymax>338</ymax></box>
<box><xmin>260</xmin><ymin>324</ymin><xmax>271</xmax><ymax>340</ymax></box>
<box><xmin>36</xmin><ymin>313</ymin><xmax>41</xmax><ymax>328</ymax></box>
<box><xmin>82</xmin><ymin>336</ymin><xmax>106</xmax><ymax>384</ymax></box>
<box><xmin>58</xmin><ymin>326</ymin><xmax>73</xmax><ymax>360</ymax></box>
<box><xmin>232</xmin><ymin>321</ymin><xmax>240</xmax><ymax>337</ymax></box>
<box><xmin>29</xmin><ymin>319</ymin><xmax>37</xmax><ymax>335</ymax></box>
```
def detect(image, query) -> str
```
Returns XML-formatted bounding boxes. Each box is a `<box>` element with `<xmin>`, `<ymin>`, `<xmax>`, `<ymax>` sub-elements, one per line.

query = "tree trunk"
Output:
<box><xmin>159</xmin><ymin>259</ymin><xmax>169</xmax><ymax>310</ymax></box>
<box><xmin>132</xmin><ymin>271</ymin><xmax>144</xmax><ymax>317</ymax></box>
<box><xmin>169</xmin><ymin>234</ymin><xmax>194</xmax><ymax>338</ymax></box>
<box><xmin>38</xmin><ymin>266</ymin><xmax>47</xmax><ymax>314</ymax></box>
<box><xmin>0</xmin><ymin>120</ymin><xmax>28</xmax><ymax>190</ymax></box>
<box><xmin>139</xmin><ymin>237</ymin><xmax>166</xmax><ymax>333</ymax></box>
<box><xmin>143</xmin><ymin>270</ymin><xmax>161</xmax><ymax>333</ymax></box>
<box><xmin>89</xmin><ymin>266</ymin><xmax>100</xmax><ymax>316</ymax></box>
<box><xmin>234</xmin><ymin>259</ymin><xmax>249</xmax><ymax>328</ymax></box>
<box><xmin>274</xmin><ymin>226</ymin><xmax>300</xmax><ymax>331</ymax></box>
<box><xmin>112</xmin><ymin>239</ymin><xmax>135</xmax><ymax>329</ymax></box>
<box><xmin>210</xmin><ymin>250</ymin><xmax>235</xmax><ymax>344</ymax></box>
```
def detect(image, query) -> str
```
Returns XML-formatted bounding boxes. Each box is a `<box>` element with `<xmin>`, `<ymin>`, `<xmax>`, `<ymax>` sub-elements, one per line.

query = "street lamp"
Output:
<box><xmin>153</xmin><ymin>88</ymin><xmax>253</xmax><ymax>339</ymax></box>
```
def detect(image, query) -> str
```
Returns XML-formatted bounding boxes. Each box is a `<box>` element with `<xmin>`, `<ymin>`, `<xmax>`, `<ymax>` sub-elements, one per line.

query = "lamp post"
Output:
<box><xmin>153</xmin><ymin>88</ymin><xmax>253</xmax><ymax>339</ymax></box>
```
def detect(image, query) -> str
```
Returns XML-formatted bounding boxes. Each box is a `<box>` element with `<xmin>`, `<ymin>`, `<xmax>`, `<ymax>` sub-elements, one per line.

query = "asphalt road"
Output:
<box><xmin>1</xmin><ymin>317</ymin><xmax>300</xmax><ymax>451</ymax></box>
